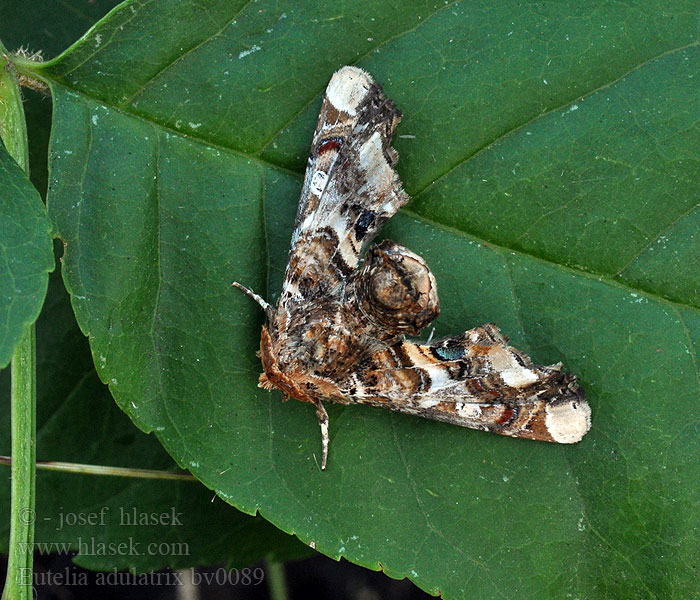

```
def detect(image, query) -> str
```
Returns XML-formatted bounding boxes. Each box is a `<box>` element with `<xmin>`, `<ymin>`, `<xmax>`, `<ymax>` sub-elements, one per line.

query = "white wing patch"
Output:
<box><xmin>326</xmin><ymin>66</ymin><xmax>372</xmax><ymax>115</ymax></box>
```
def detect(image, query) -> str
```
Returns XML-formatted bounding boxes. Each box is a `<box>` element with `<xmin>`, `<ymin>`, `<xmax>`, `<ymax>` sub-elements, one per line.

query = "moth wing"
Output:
<box><xmin>343</xmin><ymin>324</ymin><xmax>591</xmax><ymax>444</ymax></box>
<box><xmin>280</xmin><ymin>66</ymin><xmax>409</xmax><ymax>305</ymax></box>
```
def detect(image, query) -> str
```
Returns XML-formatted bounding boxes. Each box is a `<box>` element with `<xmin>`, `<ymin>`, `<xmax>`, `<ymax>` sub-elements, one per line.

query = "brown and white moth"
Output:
<box><xmin>234</xmin><ymin>66</ymin><xmax>591</xmax><ymax>469</ymax></box>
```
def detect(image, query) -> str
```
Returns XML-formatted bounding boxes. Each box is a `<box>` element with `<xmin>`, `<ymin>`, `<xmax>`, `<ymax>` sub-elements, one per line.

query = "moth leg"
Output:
<box><xmin>312</xmin><ymin>399</ymin><xmax>330</xmax><ymax>470</ymax></box>
<box><xmin>231</xmin><ymin>281</ymin><xmax>274</xmax><ymax>320</ymax></box>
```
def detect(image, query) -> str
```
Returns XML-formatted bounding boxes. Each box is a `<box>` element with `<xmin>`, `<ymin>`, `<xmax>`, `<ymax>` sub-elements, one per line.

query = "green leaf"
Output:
<box><xmin>0</xmin><ymin>253</ymin><xmax>311</xmax><ymax>571</ymax></box>
<box><xmin>3</xmin><ymin>3</ymin><xmax>309</xmax><ymax>574</ymax></box>
<box><xmin>0</xmin><ymin>142</ymin><xmax>53</xmax><ymax>368</ymax></box>
<box><xmin>25</xmin><ymin>0</ymin><xmax>700</xmax><ymax>597</ymax></box>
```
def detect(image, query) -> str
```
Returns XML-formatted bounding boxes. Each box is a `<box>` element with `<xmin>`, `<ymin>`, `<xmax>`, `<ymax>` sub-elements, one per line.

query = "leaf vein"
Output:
<box><xmin>613</xmin><ymin>203</ymin><xmax>700</xmax><ymax>278</ymax></box>
<box><xmin>402</xmin><ymin>207</ymin><xmax>700</xmax><ymax>316</ymax></box>
<box><xmin>121</xmin><ymin>0</ymin><xmax>259</xmax><ymax>107</ymax></box>
<box><xmin>411</xmin><ymin>42</ymin><xmax>699</xmax><ymax>202</ymax></box>
<box><xmin>254</xmin><ymin>0</ymin><xmax>464</xmax><ymax>156</ymax></box>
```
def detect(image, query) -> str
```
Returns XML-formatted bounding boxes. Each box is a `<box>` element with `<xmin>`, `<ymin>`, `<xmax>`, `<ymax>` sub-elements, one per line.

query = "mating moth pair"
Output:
<box><xmin>234</xmin><ymin>66</ymin><xmax>591</xmax><ymax>469</ymax></box>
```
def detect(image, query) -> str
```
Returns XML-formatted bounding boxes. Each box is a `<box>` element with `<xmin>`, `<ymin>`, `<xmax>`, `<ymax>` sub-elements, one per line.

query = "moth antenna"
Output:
<box><xmin>231</xmin><ymin>281</ymin><xmax>274</xmax><ymax>320</ymax></box>
<box><xmin>426</xmin><ymin>327</ymin><xmax>436</xmax><ymax>345</ymax></box>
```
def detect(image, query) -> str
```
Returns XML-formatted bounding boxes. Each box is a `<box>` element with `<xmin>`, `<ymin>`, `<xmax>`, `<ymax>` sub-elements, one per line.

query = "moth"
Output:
<box><xmin>234</xmin><ymin>66</ymin><xmax>591</xmax><ymax>469</ymax></box>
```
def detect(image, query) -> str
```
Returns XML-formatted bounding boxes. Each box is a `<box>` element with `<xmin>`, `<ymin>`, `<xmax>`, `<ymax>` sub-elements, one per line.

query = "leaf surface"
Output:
<box><xmin>32</xmin><ymin>1</ymin><xmax>700</xmax><ymax>597</ymax></box>
<box><xmin>0</xmin><ymin>142</ymin><xmax>53</xmax><ymax>367</ymax></box>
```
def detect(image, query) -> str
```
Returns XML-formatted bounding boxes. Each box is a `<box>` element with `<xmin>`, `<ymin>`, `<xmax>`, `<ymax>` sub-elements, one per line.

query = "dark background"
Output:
<box><xmin>1</xmin><ymin>552</ymin><xmax>432</xmax><ymax>599</ymax></box>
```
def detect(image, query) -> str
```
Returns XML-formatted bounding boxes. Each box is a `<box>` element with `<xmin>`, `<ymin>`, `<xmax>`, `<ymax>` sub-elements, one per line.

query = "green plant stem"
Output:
<box><xmin>2</xmin><ymin>330</ymin><xmax>37</xmax><ymax>600</ymax></box>
<box><xmin>1</xmin><ymin>42</ymin><xmax>36</xmax><ymax>600</ymax></box>
<box><xmin>265</xmin><ymin>557</ymin><xmax>289</xmax><ymax>600</ymax></box>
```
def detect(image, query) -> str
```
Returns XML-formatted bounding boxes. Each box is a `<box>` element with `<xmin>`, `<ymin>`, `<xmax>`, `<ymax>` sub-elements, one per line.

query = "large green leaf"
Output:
<box><xmin>0</xmin><ymin>142</ymin><xmax>53</xmax><ymax>367</ymax></box>
<box><xmin>0</xmin><ymin>250</ymin><xmax>310</xmax><ymax>571</ymax></box>
<box><xmin>21</xmin><ymin>0</ymin><xmax>700</xmax><ymax>597</ymax></box>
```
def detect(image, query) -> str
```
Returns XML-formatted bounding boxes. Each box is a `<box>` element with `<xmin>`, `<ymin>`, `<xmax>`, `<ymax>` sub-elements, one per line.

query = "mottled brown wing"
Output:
<box><xmin>340</xmin><ymin>324</ymin><xmax>591</xmax><ymax>443</ymax></box>
<box><xmin>239</xmin><ymin>65</ymin><xmax>590</xmax><ymax>471</ymax></box>
<box><xmin>279</xmin><ymin>66</ymin><xmax>409</xmax><ymax>305</ymax></box>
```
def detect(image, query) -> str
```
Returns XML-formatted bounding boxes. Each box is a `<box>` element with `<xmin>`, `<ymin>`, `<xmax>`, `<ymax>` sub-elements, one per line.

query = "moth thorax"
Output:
<box><xmin>357</xmin><ymin>240</ymin><xmax>439</xmax><ymax>336</ymax></box>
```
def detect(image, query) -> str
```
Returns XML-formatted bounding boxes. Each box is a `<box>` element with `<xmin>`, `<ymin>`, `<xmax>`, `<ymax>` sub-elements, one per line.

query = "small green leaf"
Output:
<box><xmin>24</xmin><ymin>0</ymin><xmax>700</xmax><ymax>597</ymax></box>
<box><xmin>0</xmin><ymin>142</ymin><xmax>53</xmax><ymax>368</ymax></box>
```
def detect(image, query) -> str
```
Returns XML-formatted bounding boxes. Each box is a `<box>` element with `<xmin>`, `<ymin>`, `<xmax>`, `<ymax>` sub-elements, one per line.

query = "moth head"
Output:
<box><xmin>356</xmin><ymin>240</ymin><xmax>440</xmax><ymax>336</ymax></box>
